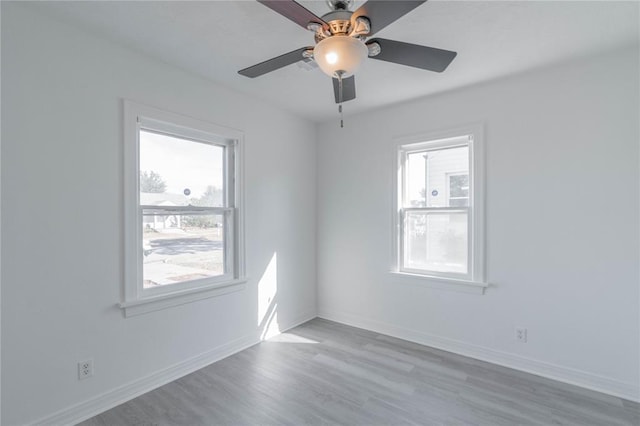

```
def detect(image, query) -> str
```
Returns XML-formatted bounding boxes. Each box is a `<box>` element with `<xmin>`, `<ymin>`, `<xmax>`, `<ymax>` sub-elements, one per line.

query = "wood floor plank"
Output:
<box><xmin>79</xmin><ymin>319</ymin><xmax>640</xmax><ymax>425</ymax></box>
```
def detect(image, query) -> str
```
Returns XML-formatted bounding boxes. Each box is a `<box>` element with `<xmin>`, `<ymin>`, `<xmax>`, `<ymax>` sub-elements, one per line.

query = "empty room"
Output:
<box><xmin>1</xmin><ymin>0</ymin><xmax>639</xmax><ymax>425</ymax></box>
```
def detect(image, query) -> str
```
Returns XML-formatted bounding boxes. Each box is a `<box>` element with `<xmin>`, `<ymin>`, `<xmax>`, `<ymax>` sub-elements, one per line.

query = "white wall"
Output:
<box><xmin>1</xmin><ymin>3</ymin><xmax>316</xmax><ymax>425</ymax></box>
<box><xmin>317</xmin><ymin>46</ymin><xmax>640</xmax><ymax>401</ymax></box>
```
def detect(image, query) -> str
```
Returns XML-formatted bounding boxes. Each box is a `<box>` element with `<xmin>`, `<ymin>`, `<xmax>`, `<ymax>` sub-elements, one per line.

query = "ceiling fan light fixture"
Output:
<box><xmin>313</xmin><ymin>35</ymin><xmax>368</xmax><ymax>78</ymax></box>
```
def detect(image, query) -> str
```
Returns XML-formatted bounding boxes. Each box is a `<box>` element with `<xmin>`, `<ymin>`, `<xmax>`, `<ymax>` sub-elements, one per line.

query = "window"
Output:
<box><xmin>394</xmin><ymin>126</ymin><xmax>485</xmax><ymax>285</ymax></box>
<box><xmin>122</xmin><ymin>101</ymin><xmax>245</xmax><ymax>316</ymax></box>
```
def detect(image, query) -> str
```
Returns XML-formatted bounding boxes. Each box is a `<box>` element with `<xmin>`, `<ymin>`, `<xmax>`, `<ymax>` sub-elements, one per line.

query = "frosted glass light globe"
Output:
<box><xmin>313</xmin><ymin>35</ymin><xmax>368</xmax><ymax>77</ymax></box>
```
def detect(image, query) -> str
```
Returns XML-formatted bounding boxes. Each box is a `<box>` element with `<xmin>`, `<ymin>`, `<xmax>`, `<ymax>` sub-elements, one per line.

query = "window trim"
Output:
<box><xmin>122</xmin><ymin>100</ymin><xmax>246</xmax><ymax>316</ymax></box>
<box><xmin>392</xmin><ymin>124</ymin><xmax>486</xmax><ymax>289</ymax></box>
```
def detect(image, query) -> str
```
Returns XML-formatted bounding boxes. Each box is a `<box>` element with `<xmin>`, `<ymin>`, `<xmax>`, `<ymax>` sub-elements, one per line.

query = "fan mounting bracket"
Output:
<box><xmin>326</xmin><ymin>0</ymin><xmax>354</xmax><ymax>11</ymax></box>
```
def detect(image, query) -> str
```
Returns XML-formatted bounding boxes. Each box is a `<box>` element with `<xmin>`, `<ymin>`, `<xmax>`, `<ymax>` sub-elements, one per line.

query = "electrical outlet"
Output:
<box><xmin>516</xmin><ymin>328</ymin><xmax>528</xmax><ymax>343</ymax></box>
<box><xmin>78</xmin><ymin>359</ymin><xmax>93</xmax><ymax>380</ymax></box>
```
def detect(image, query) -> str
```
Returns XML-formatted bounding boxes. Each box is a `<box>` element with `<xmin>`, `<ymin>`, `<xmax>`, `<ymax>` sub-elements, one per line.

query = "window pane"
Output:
<box><xmin>139</xmin><ymin>130</ymin><xmax>225</xmax><ymax>207</ymax></box>
<box><xmin>404</xmin><ymin>211</ymin><xmax>468</xmax><ymax>274</ymax></box>
<box><xmin>142</xmin><ymin>213</ymin><xmax>225</xmax><ymax>288</ymax></box>
<box><xmin>406</xmin><ymin>146</ymin><xmax>469</xmax><ymax>208</ymax></box>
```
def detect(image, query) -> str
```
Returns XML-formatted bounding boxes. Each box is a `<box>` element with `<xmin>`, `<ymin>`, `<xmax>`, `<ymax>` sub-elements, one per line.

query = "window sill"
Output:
<box><xmin>119</xmin><ymin>278</ymin><xmax>248</xmax><ymax>317</ymax></box>
<box><xmin>389</xmin><ymin>271</ymin><xmax>488</xmax><ymax>295</ymax></box>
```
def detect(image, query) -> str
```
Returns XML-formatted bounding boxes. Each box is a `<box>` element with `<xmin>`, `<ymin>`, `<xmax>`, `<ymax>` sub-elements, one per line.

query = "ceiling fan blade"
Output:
<box><xmin>332</xmin><ymin>75</ymin><xmax>356</xmax><ymax>103</ymax></box>
<box><xmin>367</xmin><ymin>38</ymin><xmax>457</xmax><ymax>73</ymax></box>
<box><xmin>257</xmin><ymin>0</ymin><xmax>329</xmax><ymax>31</ymax></box>
<box><xmin>238</xmin><ymin>47</ymin><xmax>312</xmax><ymax>78</ymax></box>
<box><xmin>351</xmin><ymin>1</ymin><xmax>426</xmax><ymax>37</ymax></box>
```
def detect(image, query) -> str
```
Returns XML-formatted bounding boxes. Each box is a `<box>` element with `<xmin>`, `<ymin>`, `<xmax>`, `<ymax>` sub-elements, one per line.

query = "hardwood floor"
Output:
<box><xmin>81</xmin><ymin>319</ymin><xmax>639</xmax><ymax>425</ymax></box>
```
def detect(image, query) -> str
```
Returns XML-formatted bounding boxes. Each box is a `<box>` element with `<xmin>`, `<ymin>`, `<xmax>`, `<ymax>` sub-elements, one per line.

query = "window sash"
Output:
<box><xmin>399</xmin><ymin>143</ymin><xmax>471</xmax><ymax>209</ymax></box>
<box><xmin>139</xmin><ymin>207</ymin><xmax>236</xmax><ymax>297</ymax></box>
<box><xmin>399</xmin><ymin>207</ymin><xmax>471</xmax><ymax>280</ymax></box>
<box><xmin>138</xmin><ymin>125</ymin><xmax>234</xmax><ymax>209</ymax></box>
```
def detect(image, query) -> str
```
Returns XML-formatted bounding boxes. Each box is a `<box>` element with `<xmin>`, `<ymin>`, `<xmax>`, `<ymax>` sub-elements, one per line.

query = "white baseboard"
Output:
<box><xmin>318</xmin><ymin>309</ymin><xmax>640</xmax><ymax>403</ymax></box>
<box><xmin>32</xmin><ymin>334</ymin><xmax>258</xmax><ymax>426</ymax></box>
<box><xmin>276</xmin><ymin>310</ymin><xmax>319</xmax><ymax>335</ymax></box>
<box><xmin>31</xmin><ymin>310</ymin><xmax>317</xmax><ymax>426</ymax></box>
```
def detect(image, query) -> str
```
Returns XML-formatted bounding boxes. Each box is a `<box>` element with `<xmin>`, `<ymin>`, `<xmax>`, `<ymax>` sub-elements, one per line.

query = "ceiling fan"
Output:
<box><xmin>238</xmin><ymin>0</ymin><xmax>457</xmax><ymax>110</ymax></box>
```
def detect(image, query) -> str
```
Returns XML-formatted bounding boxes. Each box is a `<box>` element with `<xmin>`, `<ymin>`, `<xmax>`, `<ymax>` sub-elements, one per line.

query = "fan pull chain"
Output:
<box><xmin>337</xmin><ymin>71</ymin><xmax>344</xmax><ymax>128</ymax></box>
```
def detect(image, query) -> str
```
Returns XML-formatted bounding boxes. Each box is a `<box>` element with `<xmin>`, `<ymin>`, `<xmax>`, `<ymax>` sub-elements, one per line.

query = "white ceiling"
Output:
<box><xmin>28</xmin><ymin>1</ymin><xmax>639</xmax><ymax>122</ymax></box>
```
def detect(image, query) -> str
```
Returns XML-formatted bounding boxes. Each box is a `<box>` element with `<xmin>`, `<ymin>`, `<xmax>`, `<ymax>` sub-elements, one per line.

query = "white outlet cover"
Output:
<box><xmin>516</xmin><ymin>328</ymin><xmax>528</xmax><ymax>343</ymax></box>
<box><xmin>78</xmin><ymin>359</ymin><xmax>94</xmax><ymax>380</ymax></box>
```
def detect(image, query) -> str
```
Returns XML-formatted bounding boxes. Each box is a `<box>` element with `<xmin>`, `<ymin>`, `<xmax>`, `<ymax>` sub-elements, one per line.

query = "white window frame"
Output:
<box><xmin>392</xmin><ymin>124</ymin><xmax>486</xmax><ymax>291</ymax></box>
<box><xmin>121</xmin><ymin>100</ymin><xmax>246</xmax><ymax>316</ymax></box>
